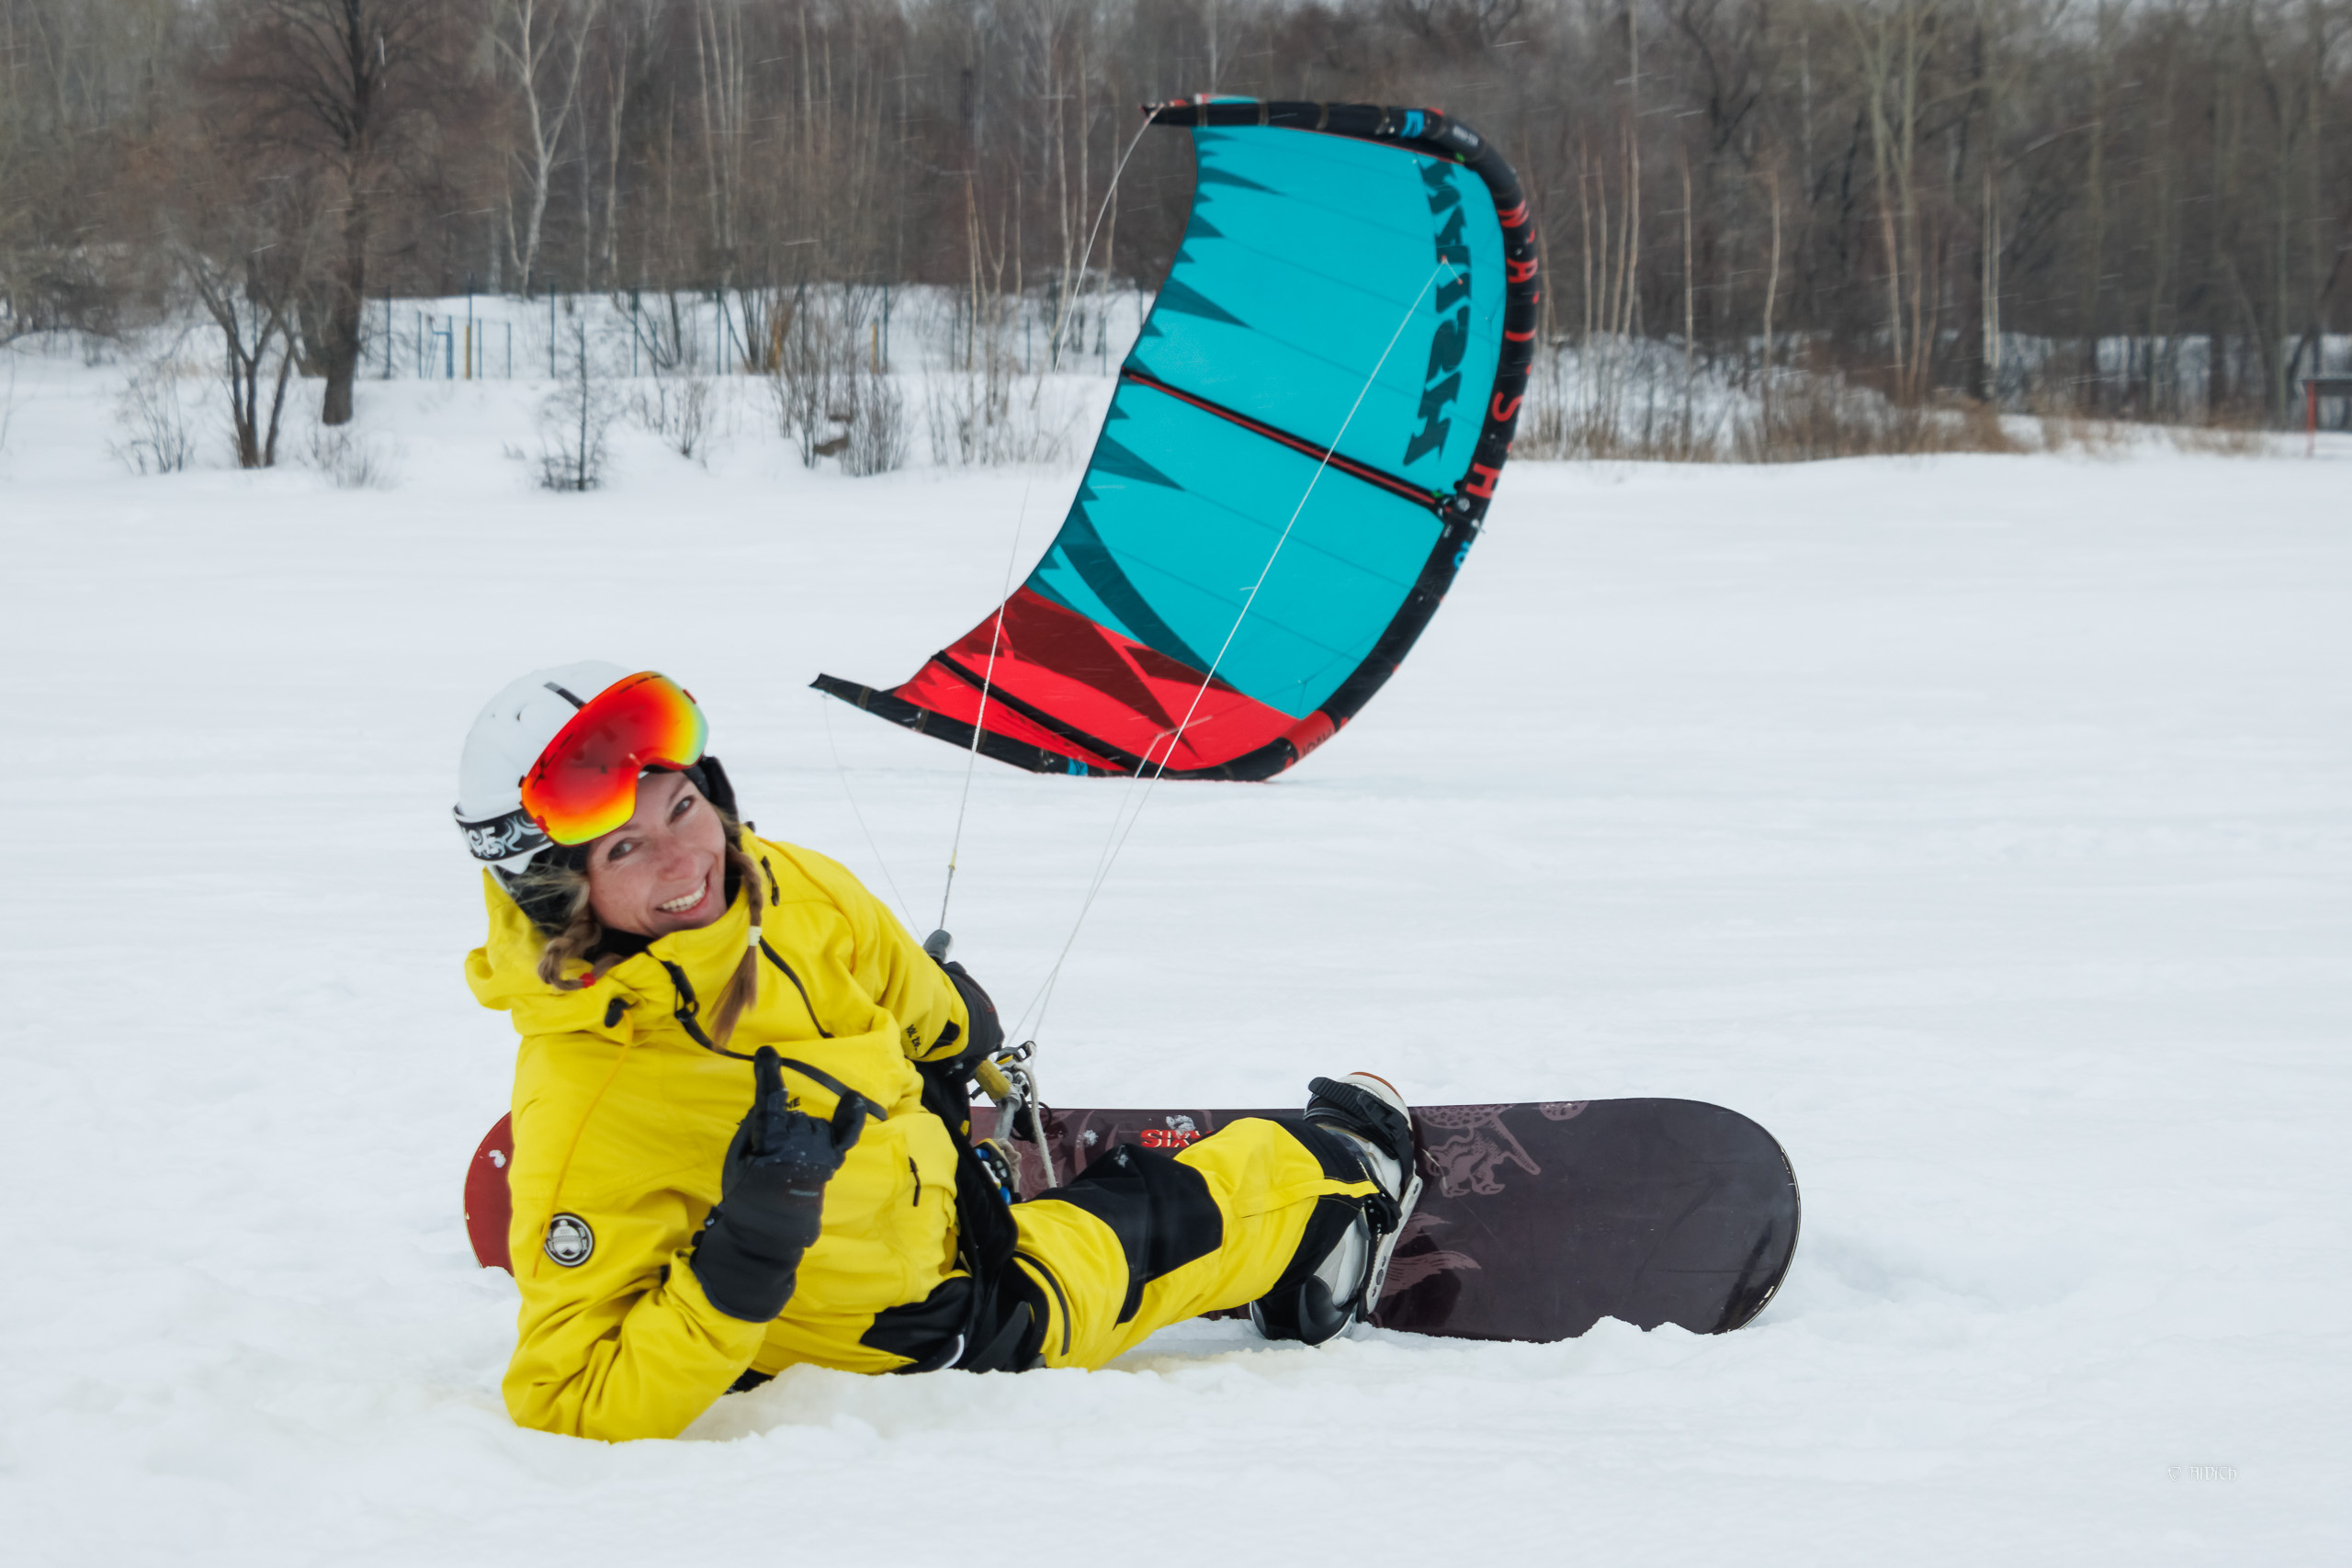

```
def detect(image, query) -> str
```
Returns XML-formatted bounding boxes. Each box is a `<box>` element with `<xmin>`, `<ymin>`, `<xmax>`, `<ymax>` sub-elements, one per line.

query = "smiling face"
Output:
<box><xmin>582</xmin><ymin>771</ymin><xmax>730</xmax><ymax>938</ymax></box>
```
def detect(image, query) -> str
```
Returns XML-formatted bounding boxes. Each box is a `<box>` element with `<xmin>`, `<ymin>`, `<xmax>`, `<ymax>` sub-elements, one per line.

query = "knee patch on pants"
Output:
<box><xmin>1049</xmin><ymin>1142</ymin><xmax>1225</xmax><ymax>1324</ymax></box>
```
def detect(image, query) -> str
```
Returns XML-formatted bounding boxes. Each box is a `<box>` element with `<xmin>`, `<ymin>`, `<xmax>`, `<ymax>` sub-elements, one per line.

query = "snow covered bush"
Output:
<box><xmin>766</xmin><ymin>296</ymin><xmax>848</xmax><ymax>468</ymax></box>
<box><xmin>305</xmin><ymin>423</ymin><xmax>400</xmax><ymax>490</ymax></box>
<box><xmin>921</xmin><ymin>364</ymin><xmax>1075</xmax><ymax>468</ymax></box>
<box><xmin>1733</xmin><ymin>377</ymin><xmax>2018</xmax><ymax>462</ymax></box>
<box><xmin>764</xmin><ymin>290</ymin><xmax>905</xmax><ymax>476</ymax></box>
<box><xmin>838</xmin><ymin>367</ymin><xmax>907</xmax><ymax>477</ymax></box>
<box><xmin>538</xmin><ymin>313</ymin><xmax>616</xmax><ymax>491</ymax></box>
<box><xmin>628</xmin><ymin>375</ymin><xmax>713</xmax><ymax>461</ymax></box>
<box><xmin>110</xmin><ymin>358</ymin><xmax>198</xmax><ymax>475</ymax></box>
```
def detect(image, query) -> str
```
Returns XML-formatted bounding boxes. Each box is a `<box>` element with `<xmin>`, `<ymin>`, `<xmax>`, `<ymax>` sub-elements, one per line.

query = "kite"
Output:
<box><xmin>816</xmin><ymin>99</ymin><xmax>1538</xmax><ymax>780</ymax></box>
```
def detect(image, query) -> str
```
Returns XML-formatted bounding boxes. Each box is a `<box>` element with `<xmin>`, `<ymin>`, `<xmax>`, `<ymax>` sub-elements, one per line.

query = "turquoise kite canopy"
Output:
<box><xmin>818</xmin><ymin>100</ymin><xmax>1540</xmax><ymax>780</ymax></box>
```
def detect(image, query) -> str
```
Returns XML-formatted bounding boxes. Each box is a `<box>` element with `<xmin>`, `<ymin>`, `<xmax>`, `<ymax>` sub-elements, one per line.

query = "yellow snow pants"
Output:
<box><xmin>1007</xmin><ymin>1117</ymin><xmax>1376</xmax><ymax>1368</ymax></box>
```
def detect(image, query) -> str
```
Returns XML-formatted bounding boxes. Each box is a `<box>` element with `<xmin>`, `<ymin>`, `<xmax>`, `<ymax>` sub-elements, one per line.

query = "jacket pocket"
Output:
<box><xmin>876</xmin><ymin>1111</ymin><xmax>961</xmax><ymax>1293</ymax></box>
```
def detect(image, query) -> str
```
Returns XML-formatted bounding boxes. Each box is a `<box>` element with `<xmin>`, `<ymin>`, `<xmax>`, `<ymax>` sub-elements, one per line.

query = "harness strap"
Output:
<box><xmin>661</xmin><ymin>957</ymin><xmax>886</xmax><ymax>1120</ymax></box>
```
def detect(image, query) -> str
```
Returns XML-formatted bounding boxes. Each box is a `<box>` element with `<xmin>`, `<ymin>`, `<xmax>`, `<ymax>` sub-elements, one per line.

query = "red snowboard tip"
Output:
<box><xmin>465</xmin><ymin>1112</ymin><xmax>514</xmax><ymax>1274</ymax></box>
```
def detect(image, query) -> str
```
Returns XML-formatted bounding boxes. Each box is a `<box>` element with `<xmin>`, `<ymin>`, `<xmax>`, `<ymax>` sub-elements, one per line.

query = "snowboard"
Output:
<box><xmin>465</xmin><ymin>1098</ymin><xmax>1800</xmax><ymax>1342</ymax></box>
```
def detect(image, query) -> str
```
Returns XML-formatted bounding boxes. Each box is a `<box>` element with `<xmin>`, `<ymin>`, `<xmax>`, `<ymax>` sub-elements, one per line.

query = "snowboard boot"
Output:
<box><xmin>1250</xmin><ymin>1073</ymin><xmax>1424</xmax><ymax>1346</ymax></box>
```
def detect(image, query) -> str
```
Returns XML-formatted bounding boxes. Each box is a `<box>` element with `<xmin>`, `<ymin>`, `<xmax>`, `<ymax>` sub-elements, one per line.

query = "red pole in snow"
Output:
<box><xmin>2305</xmin><ymin>378</ymin><xmax>2352</xmax><ymax>457</ymax></box>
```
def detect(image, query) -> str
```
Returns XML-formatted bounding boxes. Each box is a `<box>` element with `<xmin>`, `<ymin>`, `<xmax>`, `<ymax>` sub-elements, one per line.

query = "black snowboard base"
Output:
<box><xmin>997</xmin><ymin>1099</ymin><xmax>1801</xmax><ymax>1342</ymax></box>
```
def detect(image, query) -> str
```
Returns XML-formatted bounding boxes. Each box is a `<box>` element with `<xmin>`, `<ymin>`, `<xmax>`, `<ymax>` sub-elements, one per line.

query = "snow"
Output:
<box><xmin>3</xmin><ymin>337</ymin><xmax>2347</xmax><ymax>1563</ymax></box>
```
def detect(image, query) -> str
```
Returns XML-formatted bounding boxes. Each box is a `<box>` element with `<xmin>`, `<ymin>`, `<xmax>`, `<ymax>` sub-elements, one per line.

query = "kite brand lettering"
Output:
<box><xmin>1404</xmin><ymin>160</ymin><xmax>1473</xmax><ymax>467</ymax></box>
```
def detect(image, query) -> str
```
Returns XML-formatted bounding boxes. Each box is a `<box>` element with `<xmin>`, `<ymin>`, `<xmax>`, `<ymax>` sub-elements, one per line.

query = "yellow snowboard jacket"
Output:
<box><xmin>465</xmin><ymin>834</ymin><xmax>972</xmax><ymax>1441</ymax></box>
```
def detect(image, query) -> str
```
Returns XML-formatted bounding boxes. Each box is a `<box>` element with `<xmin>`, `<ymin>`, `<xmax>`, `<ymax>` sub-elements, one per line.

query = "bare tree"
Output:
<box><xmin>6</xmin><ymin>0</ymin><xmax>2348</xmax><ymax>434</ymax></box>
<box><xmin>218</xmin><ymin>0</ymin><xmax>446</xmax><ymax>425</ymax></box>
<box><xmin>492</xmin><ymin>0</ymin><xmax>596</xmax><ymax>296</ymax></box>
<box><xmin>539</xmin><ymin>302</ymin><xmax>616</xmax><ymax>488</ymax></box>
<box><xmin>166</xmin><ymin>169</ymin><xmax>321</xmax><ymax>468</ymax></box>
<box><xmin>0</xmin><ymin>0</ymin><xmax>181</xmax><ymax>338</ymax></box>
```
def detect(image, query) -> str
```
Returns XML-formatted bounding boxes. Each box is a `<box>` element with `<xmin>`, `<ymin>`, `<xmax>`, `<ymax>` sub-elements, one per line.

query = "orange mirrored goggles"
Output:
<box><xmin>519</xmin><ymin>672</ymin><xmax>710</xmax><ymax>845</ymax></box>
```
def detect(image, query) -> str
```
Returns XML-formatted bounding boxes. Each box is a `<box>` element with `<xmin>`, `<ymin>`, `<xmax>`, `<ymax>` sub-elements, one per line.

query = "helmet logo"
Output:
<box><xmin>458</xmin><ymin>808</ymin><xmax>550</xmax><ymax>864</ymax></box>
<box><xmin>543</xmin><ymin>1213</ymin><xmax>595</xmax><ymax>1267</ymax></box>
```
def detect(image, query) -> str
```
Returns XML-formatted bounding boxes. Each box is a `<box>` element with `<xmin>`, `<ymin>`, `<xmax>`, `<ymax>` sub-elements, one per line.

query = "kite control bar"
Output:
<box><xmin>977</xmin><ymin>1039</ymin><xmax>1057</xmax><ymax>1189</ymax></box>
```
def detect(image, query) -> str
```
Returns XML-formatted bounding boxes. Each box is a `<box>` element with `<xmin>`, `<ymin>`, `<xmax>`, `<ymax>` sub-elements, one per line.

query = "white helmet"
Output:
<box><xmin>453</xmin><ymin>660</ymin><xmax>635</xmax><ymax>882</ymax></box>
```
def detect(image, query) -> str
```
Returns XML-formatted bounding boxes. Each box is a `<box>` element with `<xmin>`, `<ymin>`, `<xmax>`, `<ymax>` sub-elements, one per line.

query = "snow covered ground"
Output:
<box><xmin>3</xmin><ymin>342</ymin><xmax>2347</xmax><ymax>1563</ymax></box>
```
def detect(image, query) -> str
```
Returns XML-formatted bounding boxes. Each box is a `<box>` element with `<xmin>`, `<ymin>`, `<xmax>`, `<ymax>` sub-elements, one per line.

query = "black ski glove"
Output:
<box><xmin>940</xmin><ymin>960</ymin><xmax>1004</xmax><ymax>1064</ymax></box>
<box><xmin>690</xmin><ymin>1047</ymin><xmax>868</xmax><ymax>1322</ymax></box>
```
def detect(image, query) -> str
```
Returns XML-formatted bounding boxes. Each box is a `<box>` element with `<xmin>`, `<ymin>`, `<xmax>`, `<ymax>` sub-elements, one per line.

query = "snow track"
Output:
<box><xmin>2</xmin><ymin>348</ymin><xmax>2346</xmax><ymax>1563</ymax></box>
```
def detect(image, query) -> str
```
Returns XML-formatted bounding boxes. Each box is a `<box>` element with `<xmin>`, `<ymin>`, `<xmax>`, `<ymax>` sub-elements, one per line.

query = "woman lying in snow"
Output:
<box><xmin>454</xmin><ymin>662</ymin><xmax>1421</xmax><ymax>1440</ymax></box>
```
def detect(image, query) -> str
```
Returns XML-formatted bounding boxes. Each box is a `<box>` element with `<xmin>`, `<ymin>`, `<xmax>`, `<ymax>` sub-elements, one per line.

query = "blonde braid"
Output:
<box><xmin>702</xmin><ymin>834</ymin><xmax>767</xmax><ymax>1050</ymax></box>
<box><xmin>521</xmin><ymin>861</ymin><xmax>623</xmax><ymax>992</ymax></box>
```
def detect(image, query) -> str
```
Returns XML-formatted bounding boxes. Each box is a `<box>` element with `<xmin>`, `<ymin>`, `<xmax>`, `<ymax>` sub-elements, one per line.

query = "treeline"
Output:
<box><xmin>4</xmin><ymin>0</ymin><xmax>2346</xmax><ymax>429</ymax></box>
